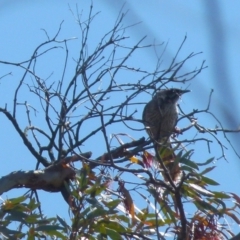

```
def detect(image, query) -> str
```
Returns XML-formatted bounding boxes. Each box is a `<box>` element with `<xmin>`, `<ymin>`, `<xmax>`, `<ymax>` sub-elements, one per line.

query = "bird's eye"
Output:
<box><xmin>170</xmin><ymin>89</ymin><xmax>176</xmax><ymax>95</ymax></box>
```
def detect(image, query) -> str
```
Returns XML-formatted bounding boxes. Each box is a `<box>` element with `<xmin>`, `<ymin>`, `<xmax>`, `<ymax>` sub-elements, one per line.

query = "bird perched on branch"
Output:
<box><xmin>142</xmin><ymin>88</ymin><xmax>190</xmax><ymax>182</ymax></box>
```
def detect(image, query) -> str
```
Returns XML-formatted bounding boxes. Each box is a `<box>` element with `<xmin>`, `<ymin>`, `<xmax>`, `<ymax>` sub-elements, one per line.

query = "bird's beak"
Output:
<box><xmin>179</xmin><ymin>89</ymin><xmax>190</xmax><ymax>95</ymax></box>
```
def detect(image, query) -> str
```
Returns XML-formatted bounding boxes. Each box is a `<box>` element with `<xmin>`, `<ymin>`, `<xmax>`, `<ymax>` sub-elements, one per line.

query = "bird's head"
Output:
<box><xmin>155</xmin><ymin>88</ymin><xmax>190</xmax><ymax>105</ymax></box>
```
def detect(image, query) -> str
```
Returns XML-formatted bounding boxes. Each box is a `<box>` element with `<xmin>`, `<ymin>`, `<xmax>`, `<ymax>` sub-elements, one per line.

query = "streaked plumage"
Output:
<box><xmin>142</xmin><ymin>88</ymin><xmax>189</xmax><ymax>181</ymax></box>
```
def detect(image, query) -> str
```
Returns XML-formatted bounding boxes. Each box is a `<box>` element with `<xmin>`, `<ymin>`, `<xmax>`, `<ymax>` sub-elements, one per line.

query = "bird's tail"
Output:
<box><xmin>156</xmin><ymin>138</ymin><xmax>182</xmax><ymax>184</ymax></box>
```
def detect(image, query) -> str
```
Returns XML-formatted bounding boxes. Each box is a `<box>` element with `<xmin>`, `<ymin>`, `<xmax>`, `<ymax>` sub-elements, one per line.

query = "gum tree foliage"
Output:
<box><xmin>0</xmin><ymin>5</ymin><xmax>240</xmax><ymax>240</ymax></box>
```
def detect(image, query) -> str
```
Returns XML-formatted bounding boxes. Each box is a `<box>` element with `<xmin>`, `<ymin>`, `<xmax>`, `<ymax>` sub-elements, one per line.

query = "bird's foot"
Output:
<box><xmin>173</xmin><ymin>126</ymin><xmax>183</xmax><ymax>137</ymax></box>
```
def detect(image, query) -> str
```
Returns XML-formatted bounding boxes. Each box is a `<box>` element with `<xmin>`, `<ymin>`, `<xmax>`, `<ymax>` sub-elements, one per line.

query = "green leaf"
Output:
<box><xmin>87</xmin><ymin>207</ymin><xmax>108</xmax><ymax>219</ymax></box>
<box><xmin>46</xmin><ymin>230</ymin><xmax>66</xmax><ymax>238</ymax></box>
<box><xmin>212</xmin><ymin>191</ymin><xmax>231</xmax><ymax>199</ymax></box>
<box><xmin>196</xmin><ymin>157</ymin><xmax>215</xmax><ymax>166</ymax></box>
<box><xmin>85</xmin><ymin>184</ymin><xmax>106</xmax><ymax>197</ymax></box>
<box><xmin>158</xmin><ymin>197</ymin><xmax>176</xmax><ymax>223</ymax></box>
<box><xmin>200</xmin><ymin>166</ymin><xmax>216</xmax><ymax>175</ymax></box>
<box><xmin>189</xmin><ymin>183</ymin><xmax>214</xmax><ymax>196</ymax></box>
<box><xmin>176</xmin><ymin>150</ymin><xmax>199</xmax><ymax>171</ymax></box>
<box><xmin>194</xmin><ymin>200</ymin><xmax>220</xmax><ymax>214</ymax></box>
<box><xmin>25</xmin><ymin>214</ymin><xmax>39</xmax><ymax>224</ymax></box>
<box><xmin>116</xmin><ymin>215</ymin><xmax>130</xmax><ymax>224</ymax></box>
<box><xmin>28</xmin><ymin>198</ymin><xmax>40</xmax><ymax>211</ymax></box>
<box><xmin>34</xmin><ymin>218</ymin><xmax>52</xmax><ymax>225</ymax></box>
<box><xmin>211</xmin><ymin>198</ymin><xmax>226</xmax><ymax>213</ymax></box>
<box><xmin>80</xmin><ymin>206</ymin><xmax>91</xmax><ymax>217</ymax></box>
<box><xmin>201</xmin><ymin>176</ymin><xmax>219</xmax><ymax>186</ymax></box>
<box><xmin>35</xmin><ymin>225</ymin><xmax>65</xmax><ymax>231</ymax></box>
<box><xmin>182</xmin><ymin>184</ymin><xmax>201</xmax><ymax>198</ymax></box>
<box><xmin>57</xmin><ymin>215</ymin><xmax>70</xmax><ymax>230</ymax></box>
<box><xmin>102</xmin><ymin>199</ymin><xmax>121</xmax><ymax>210</ymax></box>
<box><xmin>0</xmin><ymin>226</ymin><xmax>22</xmax><ymax>235</ymax></box>
<box><xmin>77</xmin><ymin>164</ymin><xmax>90</xmax><ymax>189</ymax></box>
<box><xmin>179</xmin><ymin>157</ymin><xmax>199</xmax><ymax>170</ymax></box>
<box><xmin>5</xmin><ymin>210</ymin><xmax>28</xmax><ymax>222</ymax></box>
<box><xmin>176</xmin><ymin>150</ymin><xmax>193</xmax><ymax>159</ymax></box>
<box><xmin>7</xmin><ymin>195</ymin><xmax>29</xmax><ymax>205</ymax></box>
<box><xmin>180</xmin><ymin>165</ymin><xmax>197</xmax><ymax>173</ymax></box>
<box><xmin>137</xmin><ymin>191</ymin><xmax>165</xmax><ymax>222</ymax></box>
<box><xmin>86</xmin><ymin>197</ymin><xmax>101</xmax><ymax>206</ymax></box>
<box><xmin>98</xmin><ymin>220</ymin><xmax>126</xmax><ymax>233</ymax></box>
<box><xmin>106</xmin><ymin>227</ymin><xmax>122</xmax><ymax>239</ymax></box>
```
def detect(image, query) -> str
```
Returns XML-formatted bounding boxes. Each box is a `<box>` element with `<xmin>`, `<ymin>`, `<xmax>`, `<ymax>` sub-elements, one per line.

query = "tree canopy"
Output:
<box><xmin>0</xmin><ymin>4</ymin><xmax>239</xmax><ymax>240</ymax></box>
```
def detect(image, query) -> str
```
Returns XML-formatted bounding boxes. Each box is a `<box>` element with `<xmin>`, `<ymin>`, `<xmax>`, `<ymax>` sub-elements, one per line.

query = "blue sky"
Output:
<box><xmin>0</xmin><ymin>0</ymin><xmax>240</xmax><ymax>236</ymax></box>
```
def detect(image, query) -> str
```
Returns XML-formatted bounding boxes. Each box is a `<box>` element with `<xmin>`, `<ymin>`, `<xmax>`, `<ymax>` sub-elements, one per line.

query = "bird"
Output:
<box><xmin>142</xmin><ymin>88</ymin><xmax>190</xmax><ymax>181</ymax></box>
